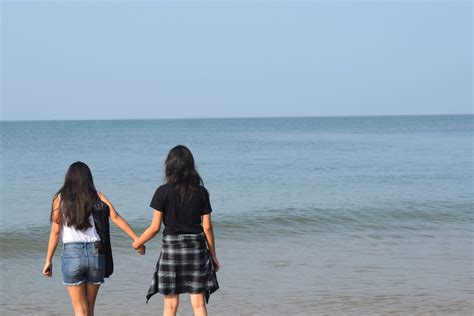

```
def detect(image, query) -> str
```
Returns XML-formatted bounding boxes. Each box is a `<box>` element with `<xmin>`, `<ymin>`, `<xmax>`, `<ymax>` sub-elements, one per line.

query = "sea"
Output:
<box><xmin>0</xmin><ymin>115</ymin><xmax>473</xmax><ymax>315</ymax></box>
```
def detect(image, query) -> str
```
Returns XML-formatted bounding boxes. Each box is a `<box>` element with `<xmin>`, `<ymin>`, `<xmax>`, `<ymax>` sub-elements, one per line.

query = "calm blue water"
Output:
<box><xmin>1</xmin><ymin>115</ymin><xmax>473</xmax><ymax>315</ymax></box>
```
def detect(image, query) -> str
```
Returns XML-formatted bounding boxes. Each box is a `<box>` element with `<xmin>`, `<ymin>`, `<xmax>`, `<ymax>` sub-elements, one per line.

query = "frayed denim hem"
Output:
<box><xmin>63</xmin><ymin>280</ymin><xmax>86</xmax><ymax>286</ymax></box>
<box><xmin>63</xmin><ymin>280</ymin><xmax>104</xmax><ymax>286</ymax></box>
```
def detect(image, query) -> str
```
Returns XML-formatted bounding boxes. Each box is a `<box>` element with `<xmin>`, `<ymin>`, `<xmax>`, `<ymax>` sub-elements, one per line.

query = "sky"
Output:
<box><xmin>1</xmin><ymin>1</ymin><xmax>472</xmax><ymax>121</ymax></box>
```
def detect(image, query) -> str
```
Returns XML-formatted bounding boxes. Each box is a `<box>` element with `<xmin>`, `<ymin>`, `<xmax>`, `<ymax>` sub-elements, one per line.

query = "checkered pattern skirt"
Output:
<box><xmin>146</xmin><ymin>233</ymin><xmax>219</xmax><ymax>304</ymax></box>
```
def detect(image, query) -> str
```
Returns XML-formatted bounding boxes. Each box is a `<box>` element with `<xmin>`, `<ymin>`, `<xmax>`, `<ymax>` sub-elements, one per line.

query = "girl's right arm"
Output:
<box><xmin>98</xmin><ymin>192</ymin><xmax>139</xmax><ymax>241</ymax></box>
<box><xmin>98</xmin><ymin>192</ymin><xmax>146</xmax><ymax>254</ymax></box>
<box><xmin>43</xmin><ymin>196</ymin><xmax>62</xmax><ymax>277</ymax></box>
<box><xmin>203</xmin><ymin>213</ymin><xmax>220</xmax><ymax>272</ymax></box>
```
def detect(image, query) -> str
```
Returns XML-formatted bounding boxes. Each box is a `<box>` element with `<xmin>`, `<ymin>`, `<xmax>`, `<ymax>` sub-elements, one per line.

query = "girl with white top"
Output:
<box><xmin>43</xmin><ymin>161</ymin><xmax>144</xmax><ymax>316</ymax></box>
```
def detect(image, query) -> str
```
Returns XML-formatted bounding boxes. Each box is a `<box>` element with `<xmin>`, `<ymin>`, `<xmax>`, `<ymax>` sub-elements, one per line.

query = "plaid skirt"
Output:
<box><xmin>146</xmin><ymin>233</ymin><xmax>219</xmax><ymax>304</ymax></box>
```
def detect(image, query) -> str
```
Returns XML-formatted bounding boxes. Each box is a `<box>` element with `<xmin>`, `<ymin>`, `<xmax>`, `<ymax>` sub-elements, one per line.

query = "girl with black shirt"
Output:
<box><xmin>133</xmin><ymin>145</ymin><xmax>220</xmax><ymax>316</ymax></box>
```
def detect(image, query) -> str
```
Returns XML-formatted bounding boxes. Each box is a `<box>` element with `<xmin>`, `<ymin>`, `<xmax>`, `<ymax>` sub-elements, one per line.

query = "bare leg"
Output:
<box><xmin>190</xmin><ymin>292</ymin><xmax>207</xmax><ymax>316</ymax></box>
<box><xmin>66</xmin><ymin>284</ymin><xmax>88</xmax><ymax>316</ymax></box>
<box><xmin>163</xmin><ymin>294</ymin><xmax>179</xmax><ymax>316</ymax></box>
<box><xmin>86</xmin><ymin>284</ymin><xmax>101</xmax><ymax>315</ymax></box>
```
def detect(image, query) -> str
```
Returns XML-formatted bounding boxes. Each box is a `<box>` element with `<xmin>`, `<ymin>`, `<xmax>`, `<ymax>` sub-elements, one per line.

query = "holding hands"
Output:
<box><xmin>133</xmin><ymin>239</ymin><xmax>146</xmax><ymax>255</ymax></box>
<box><xmin>131</xmin><ymin>210</ymin><xmax>162</xmax><ymax>256</ymax></box>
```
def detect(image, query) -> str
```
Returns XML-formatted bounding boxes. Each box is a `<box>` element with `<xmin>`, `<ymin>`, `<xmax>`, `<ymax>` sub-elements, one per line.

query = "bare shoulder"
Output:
<box><xmin>52</xmin><ymin>194</ymin><xmax>60</xmax><ymax>208</ymax></box>
<box><xmin>97</xmin><ymin>191</ymin><xmax>109</xmax><ymax>203</ymax></box>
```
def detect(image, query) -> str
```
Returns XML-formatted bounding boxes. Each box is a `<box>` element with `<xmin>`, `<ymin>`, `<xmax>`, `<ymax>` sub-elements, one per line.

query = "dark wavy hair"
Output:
<box><xmin>165</xmin><ymin>145</ymin><xmax>205</xmax><ymax>202</ymax></box>
<box><xmin>51</xmin><ymin>161</ymin><xmax>97</xmax><ymax>230</ymax></box>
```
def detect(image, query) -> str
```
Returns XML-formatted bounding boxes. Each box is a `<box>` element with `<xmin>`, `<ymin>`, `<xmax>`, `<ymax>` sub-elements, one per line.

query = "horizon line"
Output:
<box><xmin>0</xmin><ymin>113</ymin><xmax>472</xmax><ymax>123</ymax></box>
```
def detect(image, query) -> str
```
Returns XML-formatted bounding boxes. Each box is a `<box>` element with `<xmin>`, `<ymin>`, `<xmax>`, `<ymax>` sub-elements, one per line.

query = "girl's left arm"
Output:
<box><xmin>43</xmin><ymin>196</ymin><xmax>62</xmax><ymax>277</ymax></box>
<box><xmin>132</xmin><ymin>210</ymin><xmax>163</xmax><ymax>249</ymax></box>
<box><xmin>98</xmin><ymin>192</ymin><xmax>139</xmax><ymax>241</ymax></box>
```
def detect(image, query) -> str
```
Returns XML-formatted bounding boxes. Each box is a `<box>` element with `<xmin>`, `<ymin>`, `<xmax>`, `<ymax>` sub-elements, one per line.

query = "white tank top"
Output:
<box><xmin>59</xmin><ymin>194</ymin><xmax>101</xmax><ymax>243</ymax></box>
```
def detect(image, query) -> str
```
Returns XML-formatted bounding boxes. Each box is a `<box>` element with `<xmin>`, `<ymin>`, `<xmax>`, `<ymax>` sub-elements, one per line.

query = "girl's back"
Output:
<box><xmin>150</xmin><ymin>184</ymin><xmax>212</xmax><ymax>235</ymax></box>
<box><xmin>134</xmin><ymin>145</ymin><xmax>220</xmax><ymax>314</ymax></box>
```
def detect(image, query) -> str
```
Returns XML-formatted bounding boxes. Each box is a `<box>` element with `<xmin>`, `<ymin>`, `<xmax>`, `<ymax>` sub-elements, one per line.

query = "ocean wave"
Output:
<box><xmin>1</xmin><ymin>204</ymin><xmax>471</xmax><ymax>256</ymax></box>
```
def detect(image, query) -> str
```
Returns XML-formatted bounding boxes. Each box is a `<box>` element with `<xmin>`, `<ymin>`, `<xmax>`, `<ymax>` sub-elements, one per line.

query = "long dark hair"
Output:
<box><xmin>165</xmin><ymin>145</ymin><xmax>205</xmax><ymax>202</ymax></box>
<box><xmin>51</xmin><ymin>161</ymin><xmax>98</xmax><ymax>230</ymax></box>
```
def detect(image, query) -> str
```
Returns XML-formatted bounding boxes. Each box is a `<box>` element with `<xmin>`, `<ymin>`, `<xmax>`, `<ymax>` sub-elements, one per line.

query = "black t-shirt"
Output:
<box><xmin>150</xmin><ymin>183</ymin><xmax>212</xmax><ymax>235</ymax></box>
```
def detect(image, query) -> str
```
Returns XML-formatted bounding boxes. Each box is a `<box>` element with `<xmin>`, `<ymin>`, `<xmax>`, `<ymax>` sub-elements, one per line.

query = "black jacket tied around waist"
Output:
<box><xmin>92</xmin><ymin>199</ymin><xmax>114</xmax><ymax>278</ymax></box>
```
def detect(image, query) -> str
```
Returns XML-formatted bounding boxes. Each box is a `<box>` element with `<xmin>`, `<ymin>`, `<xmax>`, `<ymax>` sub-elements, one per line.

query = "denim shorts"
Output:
<box><xmin>61</xmin><ymin>242</ymin><xmax>105</xmax><ymax>286</ymax></box>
